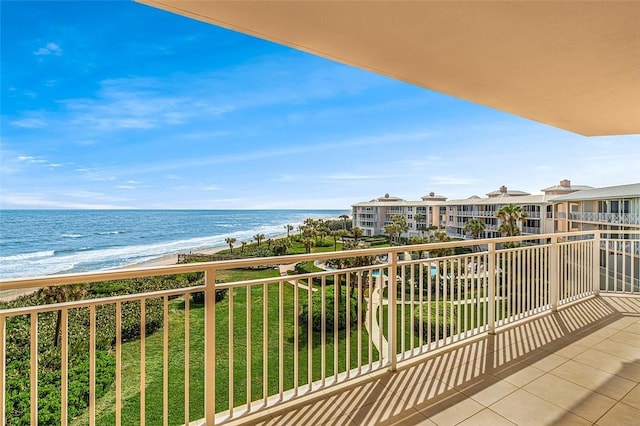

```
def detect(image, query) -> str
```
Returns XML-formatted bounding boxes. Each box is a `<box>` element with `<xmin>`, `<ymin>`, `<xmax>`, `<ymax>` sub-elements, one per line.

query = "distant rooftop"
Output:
<box><xmin>552</xmin><ymin>183</ymin><xmax>640</xmax><ymax>202</ymax></box>
<box><xmin>486</xmin><ymin>185</ymin><xmax>530</xmax><ymax>198</ymax></box>
<box><xmin>542</xmin><ymin>179</ymin><xmax>593</xmax><ymax>194</ymax></box>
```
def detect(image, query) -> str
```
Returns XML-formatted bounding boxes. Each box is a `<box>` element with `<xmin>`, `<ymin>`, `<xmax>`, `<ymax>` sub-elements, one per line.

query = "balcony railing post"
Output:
<box><xmin>593</xmin><ymin>232</ymin><xmax>601</xmax><ymax>296</ymax></box>
<box><xmin>487</xmin><ymin>243</ymin><xmax>496</xmax><ymax>335</ymax></box>
<box><xmin>1</xmin><ymin>314</ymin><xmax>5</xmax><ymax>426</ymax></box>
<box><xmin>388</xmin><ymin>250</ymin><xmax>398</xmax><ymax>371</ymax></box>
<box><xmin>204</xmin><ymin>268</ymin><xmax>217</xmax><ymax>425</ymax></box>
<box><xmin>550</xmin><ymin>236</ymin><xmax>559</xmax><ymax>312</ymax></box>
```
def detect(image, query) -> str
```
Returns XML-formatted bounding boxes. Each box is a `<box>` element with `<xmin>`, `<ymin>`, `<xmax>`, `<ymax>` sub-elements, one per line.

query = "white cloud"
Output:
<box><xmin>430</xmin><ymin>176</ymin><xmax>480</xmax><ymax>185</ymax></box>
<box><xmin>33</xmin><ymin>42</ymin><xmax>62</xmax><ymax>56</ymax></box>
<box><xmin>11</xmin><ymin>118</ymin><xmax>47</xmax><ymax>128</ymax></box>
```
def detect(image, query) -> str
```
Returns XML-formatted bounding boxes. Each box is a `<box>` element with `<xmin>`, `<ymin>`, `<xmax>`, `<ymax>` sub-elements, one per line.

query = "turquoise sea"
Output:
<box><xmin>0</xmin><ymin>209</ymin><xmax>347</xmax><ymax>279</ymax></box>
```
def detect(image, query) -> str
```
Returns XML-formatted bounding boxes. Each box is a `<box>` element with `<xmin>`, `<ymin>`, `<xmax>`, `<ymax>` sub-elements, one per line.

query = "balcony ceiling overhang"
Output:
<box><xmin>137</xmin><ymin>1</ymin><xmax>640</xmax><ymax>136</ymax></box>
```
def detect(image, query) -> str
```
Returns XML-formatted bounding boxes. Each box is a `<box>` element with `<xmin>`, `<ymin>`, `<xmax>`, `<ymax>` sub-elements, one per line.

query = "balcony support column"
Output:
<box><xmin>593</xmin><ymin>233</ymin><xmax>601</xmax><ymax>296</ymax></box>
<box><xmin>487</xmin><ymin>243</ymin><xmax>496</xmax><ymax>335</ymax></box>
<box><xmin>388</xmin><ymin>250</ymin><xmax>398</xmax><ymax>372</ymax></box>
<box><xmin>204</xmin><ymin>268</ymin><xmax>217</xmax><ymax>425</ymax></box>
<box><xmin>550</xmin><ymin>236</ymin><xmax>559</xmax><ymax>312</ymax></box>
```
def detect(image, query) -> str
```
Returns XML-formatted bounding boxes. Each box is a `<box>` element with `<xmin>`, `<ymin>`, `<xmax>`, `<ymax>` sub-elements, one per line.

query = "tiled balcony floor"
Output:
<box><xmin>228</xmin><ymin>295</ymin><xmax>640</xmax><ymax>425</ymax></box>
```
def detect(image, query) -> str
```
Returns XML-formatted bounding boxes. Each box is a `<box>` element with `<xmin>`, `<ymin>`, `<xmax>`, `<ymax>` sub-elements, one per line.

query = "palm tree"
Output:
<box><xmin>463</xmin><ymin>219</ymin><xmax>486</xmax><ymax>252</ymax></box>
<box><xmin>414</xmin><ymin>213</ymin><xmax>426</xmax><ymax>236</ymax></box>
<box><xmin>302</xmin><ymin>237</ymin><xmax>315</xmax><ymax>254</ymax></box>
<box><xmin>497</xmin><ymin>204</ymin><xmax>528</xmax><ymax>237</ymax></box>
<box><xmin>285</xmin><ymin>224</ymin><xmax>294</xmax><ymax>239</ymax></box>
<box><xmin>384</xmin><ymin>223</ymin><xmax>400</xmax><ymax>245</ymax></box>
<box><xmin>241</xmin><ymin>241</ymin><xmax>247</xmax><ymax>254</ymax></box>
<box><xmin>254</xmin><ymin>233</ymin><xmax>265</xmax><ymax>246</ymax></box>
<box><xmin>339</xmin><ymin>214</ymin><xmax>350</xmax><ymax>230</ymax></box>
<box><xmin>225</xmin><ymin>237</ymin><xmax>237</xmax><ymax>253</ymax></box>
<box><xmin>351</xmin><ymin>226</ymin><xmax>363</xmax><ymax>241</ymax></box>
<box><xmin>330</xmin><ymin>229</ymin><xmax>348</xmax><ymax>251</ymax></box>
<box><xmin>40</xmin><ymin>284</ymin><xmax>87</xmax><ymax>347</ymax></box>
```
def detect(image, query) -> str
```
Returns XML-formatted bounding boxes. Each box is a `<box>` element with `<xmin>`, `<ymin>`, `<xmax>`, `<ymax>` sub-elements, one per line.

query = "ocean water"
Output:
<box><xmin>0</xmin><ymin>210</ymin><xmax>347</xmax><ymax>279</ymax></box>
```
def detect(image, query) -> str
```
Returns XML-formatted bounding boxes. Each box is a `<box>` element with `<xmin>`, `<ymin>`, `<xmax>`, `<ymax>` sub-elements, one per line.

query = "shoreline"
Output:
<box><xmin>121</xmin><ymin>232</ymin><xmax>291</xmax><ymax>269</ymax></box>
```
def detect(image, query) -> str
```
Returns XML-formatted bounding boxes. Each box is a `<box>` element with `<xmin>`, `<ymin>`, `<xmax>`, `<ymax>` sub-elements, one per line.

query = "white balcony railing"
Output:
<box><xmin>1</xmin><ymin>231</ymin><xmax>638</xmax><ymax>425</ymax></box>
<box><xmin>570</xmin><ymin>211</ymin><xmax>640</xmax><ymax>225</ymax></box>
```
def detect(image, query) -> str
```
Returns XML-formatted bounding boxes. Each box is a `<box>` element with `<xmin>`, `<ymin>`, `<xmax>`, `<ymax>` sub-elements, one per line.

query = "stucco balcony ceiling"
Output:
<box><xmin>137</xmin><ymin>1</ymin><xmax>640</xmax><ymax>136</ymax></box>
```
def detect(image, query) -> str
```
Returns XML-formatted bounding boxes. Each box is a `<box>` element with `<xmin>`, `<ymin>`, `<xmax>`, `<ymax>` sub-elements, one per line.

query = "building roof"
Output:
<box><xmin>138</xmin><ymin>1</ymin><xmax>640</xmax><ymax>136</ymax></box>
<box><xmin>447</xmin><ymin>194</ymin><xmax>554</xmax><ymax>206</ymax></box>
<box><xmin>552</xmin><ymin>183</ymin><xmax>640</xmax><ymax>202</ymax></box>
<box><xmin>420</xmin><ymin>192</ymin><xmax>447</xmax><ymax>201</ymax></box>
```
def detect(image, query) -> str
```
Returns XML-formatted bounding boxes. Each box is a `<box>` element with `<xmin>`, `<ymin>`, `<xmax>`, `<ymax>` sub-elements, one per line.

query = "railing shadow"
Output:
<box><xmin>238</xmin><ymin>295</ymin><xmax>630</xmax><ymax>425</ymax></box>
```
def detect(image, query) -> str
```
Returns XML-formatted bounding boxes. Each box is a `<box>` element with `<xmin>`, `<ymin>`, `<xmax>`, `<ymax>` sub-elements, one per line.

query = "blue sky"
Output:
<box><xmin>2</xmin><ymin>1</ymin><xmax>639</xmax><ymax>210</ymax></box>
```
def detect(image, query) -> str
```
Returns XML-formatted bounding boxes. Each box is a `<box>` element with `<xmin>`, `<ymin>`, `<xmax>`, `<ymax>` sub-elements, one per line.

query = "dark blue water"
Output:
<box><xmin>0</xmin><ymin>210</ymin><xmax>346</xmax><ymax>279</ymax></box>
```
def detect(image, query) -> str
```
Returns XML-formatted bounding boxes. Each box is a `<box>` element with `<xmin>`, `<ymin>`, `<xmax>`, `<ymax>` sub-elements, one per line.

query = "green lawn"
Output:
<box><xmin>74</xmin><ymin>269</ymin><xmax>377</xmax><ymax>425</ymax></box>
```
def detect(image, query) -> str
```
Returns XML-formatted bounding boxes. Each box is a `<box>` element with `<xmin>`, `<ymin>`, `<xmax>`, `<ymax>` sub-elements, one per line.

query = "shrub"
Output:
<box><xmin>191</xmin><ymin>289</ymin><xmax>227</xmax><ymax>305</ymax></box>
<box><xmin>413</xmin><ymin>303</ymin><xmax>457</xmax><ymax>342</ymax></box>
<box><xmin>299</xmin><ymin>286</ymin><xmax>360</xmax><ymax>333</ymax></box>
<box><xmin>5</xmin><ymin>351</ymin><xmax>115</xmax><ymax>426</ymax></box>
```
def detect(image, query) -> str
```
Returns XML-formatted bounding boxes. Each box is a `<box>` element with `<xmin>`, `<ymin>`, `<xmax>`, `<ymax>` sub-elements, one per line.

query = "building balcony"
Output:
<box><xmin>570</xmin><ymin>212</ymin><xmax>640</xmax><ymax>226</ymax></box>
<box><xmin>1</xmin><ymin>231</ymin><xmax>639</xmax><ymax>425</ymax></box>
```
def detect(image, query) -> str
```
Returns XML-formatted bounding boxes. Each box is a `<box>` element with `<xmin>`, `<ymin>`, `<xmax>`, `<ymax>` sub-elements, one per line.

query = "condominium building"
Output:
<box><xmin>552</xmin><ymin>183</ymin><xmax>640</xmax><ymax>232</ymax></box>
<box><xmin>352</xmin><ymin>180</ymin><xmax>614</xmax><ymax>239</ymax></box>
<box><xmin>351</xmin><ymin>192</ymin><xmax>447</xmax><ymax>237</ymax></box>
<box><xmin>446</xmin><ymin>180</ymin><xmax>593</xmax><ymax>239</ymax></box>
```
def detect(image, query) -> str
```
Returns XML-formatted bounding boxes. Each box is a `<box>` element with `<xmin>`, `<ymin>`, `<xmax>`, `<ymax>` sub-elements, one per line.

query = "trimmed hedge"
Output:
<box><xmin>299</xmin><ymin>286</ymin><xmax>360</xmax><ymax>333</ymax></box>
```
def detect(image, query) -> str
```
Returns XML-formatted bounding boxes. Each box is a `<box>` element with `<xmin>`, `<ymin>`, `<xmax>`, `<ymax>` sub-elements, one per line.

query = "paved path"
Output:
<box><xmin>365</xmin><ymin>276</ymin><xmax>390</xmax><ymax>361</ymax></box>
<box><xmin>278</xmin><ymin>262</ymin><xmax>317</xmax><ymax>292</ymax></box>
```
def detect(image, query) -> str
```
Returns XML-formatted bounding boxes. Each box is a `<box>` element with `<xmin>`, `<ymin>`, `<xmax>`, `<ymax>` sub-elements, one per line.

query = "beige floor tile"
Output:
<box><xmin>341</xmin><ymin>392</ymin><xmax>418</xmax><ymax>425</ymax></box>
<box><xmin>543</xmin><ymin>341</ymin><xmax>591</xmax><ymax>359</ymax></box>
<box><xmin>490</xmin><ymin>389</ymin><xmax>589</xmax><ymax>426</ymax></box>
<box><xmin>458</xmin><ymin>375</ymin><xmax>519</xmax><ymax>407</ymax></box>
<box><xmin>492</xmin><ymin>364</ymin><xmax>546</xmax><ymax>387</ymax></box>
<box><xmin>456</xmin><ymin>408</ymin><xmax>516</xmax><ymax>426</ymax></box>
<box><xmin>390</xmin><ymin>375</ymin><xmax>454</xmax><ymax>407</ymax></box>
<box><xmin>620</xmin><ymin>384</ymin><xmax>640</xmax><ymax>410</ymax></box>
<box><xmin>574</xmin><ymin>349</ymin><xmax>640</xmax><ymax>381</ymax></box>
<box><xmin>437</xmin><ymin>363</ymin><xmax>484</xmax><ymax>388</ymax></box>
<box><xmin>523</xmin><ymin>373</ymin><xmax>616</xmax><ymax>422</ymax></box>
<box><xmin>528</xmin><ymin>352</ymin><xmax>570</xmax><ymax>372</ymax></box>
<box><xmin>550</xmin><ymin>359</ymin><xmax>637</xmax><ymax>400</ymax></box>
<box><xmin>596</xmin><ymin>402</ymin><xmax>640</xmax><ymax>426</ymax></box>
<box><xmin>592</xmin><ymin>339</ymin><xmax>640</xmax><ymax>361</ymax></box>
<box><xmin>327</xmin><ymin>380</ymin><xmax>391</xmax><ymax>413</ymax></box>
<box><xmin>610</xmin><ymin>330</ymin><xmax>640</xmax><ymax>348</ymax></box>
<box><xmin>419</xmin><ymin>392</ymin><xmax>484</xmax><ymax>426</ymax></box>
<box><xmin>623</xmin><ymin>322</ymin><xmax>640</xmax><ymax>335</ymax></box>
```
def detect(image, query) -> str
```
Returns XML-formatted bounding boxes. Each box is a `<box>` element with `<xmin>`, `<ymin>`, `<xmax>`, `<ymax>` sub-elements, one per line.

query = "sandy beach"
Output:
<box><xmin>0</xmin><ymin>232</ymin><xmax>292</xmax><ymax>302</ymax></box>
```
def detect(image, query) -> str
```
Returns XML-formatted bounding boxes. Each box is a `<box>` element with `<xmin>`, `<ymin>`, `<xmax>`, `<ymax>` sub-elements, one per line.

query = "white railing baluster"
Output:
<box><xmin>389</xmin><ymin>253</ymin><xmax>398</xmax><ymax>371</ymax></box>
<box><xmin>61</xmin><ymin>308</ymin><xmax>68</xmax><ymax>426</ymax></box>
<box><xmin>31</xmin><ymin>312</ymin><xmax>38</xmax><ymax>425</ymax></box>
<box><xmin>488</xmin><ymin>243</ymin><xmax>496</xmax><ymax>334</ymax></box>
<box><xmin>90</xmin><ymin>305</ymin><xmax>96</xmax><ymax>426</ymax></box>
<box><xmin>204</xmin><ymin>269</ymin><xmax>216</xmax><ymax>425</ymax></box>
<box><xmin>262</xmin><ymin>282</ymin><xmax>268</xmax><ymax>405</ymax></box>
<box><xmin>115</xmin><ymin>302</ymin><xmax>122</xmax><ymax>426</ymax></box>
<box><xmin>184</xmin><ymin>294</ymin><xmax>190</xmax><ymax>426</ymax></box>
<box><xmin>140</xmin><ymin>299</ymin><xmax>146</xmax><ymax>424</ymax></box>
<box><xmin>228</xmin><ymin>287</ymin><xmax>234</xmax><ymax>416</ymax></box>
<box><xmin>279</xmin><ymin>279</ymin><xmax>284</xmax><ymax>399</ymax></box>
<box><xmin>163</xmin><ymin>296</ymin><xmax>169</xmax><ymax>426</ymax></box>
<box><xmin>247</xmin><ymin>284</ymin><xmax>252</xmax><ymax>409</ymax></box>
<box><xmin>293</xmin><ymin>278</ymin><xmax>299</xmax><ymax>394</ymax></box>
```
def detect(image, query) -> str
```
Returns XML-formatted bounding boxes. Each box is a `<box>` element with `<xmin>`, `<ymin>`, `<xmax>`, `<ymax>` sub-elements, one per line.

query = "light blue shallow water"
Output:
<box><xmin>0</xmin><ymin>209</ymin><xmax>347</xmax><ymax>279</ymax></box>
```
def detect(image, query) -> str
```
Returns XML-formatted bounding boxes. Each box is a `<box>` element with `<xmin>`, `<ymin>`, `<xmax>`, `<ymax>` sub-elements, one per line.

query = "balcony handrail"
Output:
<box><xmin>2</xmin><ymin>229</ymin><xmax>638</xmax><ymax>426</ymax></box>
<box><xmin>0</xmin><ymin>230</ymin><xmax>604</xmax><ymax>290</ymax></box>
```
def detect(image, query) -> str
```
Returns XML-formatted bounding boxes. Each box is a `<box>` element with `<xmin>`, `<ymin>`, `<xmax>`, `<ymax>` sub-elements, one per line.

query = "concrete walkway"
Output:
<box><xmin>365</xmin><ymin>276</ymin><xmax>390</xmax><ymax>361</ymax></box>
<box><xmin>278</xmin><ymin>262</ymin><xmax>318</xmax><ymax>292</ymax></box>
